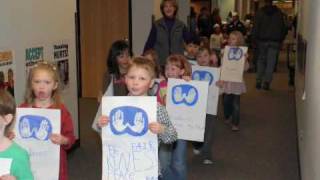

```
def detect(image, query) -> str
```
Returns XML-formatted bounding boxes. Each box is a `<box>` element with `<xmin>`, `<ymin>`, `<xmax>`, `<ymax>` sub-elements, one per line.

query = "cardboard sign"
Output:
<box><xmin>220</xmin><ymin>46</ymin><xmax>248</xmax><ymax>82</ymax></box>
<box><xmin>166</xmin><ymin>78</ymin><xmax>208</xmax><ymax>141</ymax></box>
<box><xmin>101</xmin><ymin>96</ymin><xmax>158</xmax><ymax>180</ymax></box>
<box><xmin>15</xmin><ymin>108</ymin><xmax>60</xmax><ymax>180</ymax></box>
<box><xmin>192</xmin><ymin>65</ymin><xmax>220</xmax><ymax>115</ymax></box>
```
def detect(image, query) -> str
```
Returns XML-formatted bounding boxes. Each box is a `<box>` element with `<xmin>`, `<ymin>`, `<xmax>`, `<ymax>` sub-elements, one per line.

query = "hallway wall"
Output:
<box><xmin>295</xmin><ymin>0</ymin><xmax>320</xmax><ymax>179</ymax></box>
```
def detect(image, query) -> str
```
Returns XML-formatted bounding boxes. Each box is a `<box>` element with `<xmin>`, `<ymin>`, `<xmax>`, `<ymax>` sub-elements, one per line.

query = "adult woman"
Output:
<box><xmin>144</xmin><ymin>0</ymin><xmax>188</xmax><ymax>68</ymax></box>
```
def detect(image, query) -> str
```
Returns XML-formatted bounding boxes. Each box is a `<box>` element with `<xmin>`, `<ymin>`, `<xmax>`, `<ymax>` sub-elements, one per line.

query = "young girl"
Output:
<box><xmin>156</xmin><ymin>54</ymin><xmax>191</xmax><ymax>180</ymax></box>
<box><xmin>98</xmin><ymin>57</ymin><xmax>177</xmax><ymax>178</ymax></box>
<box><xmin>0</xmin><ymin>90</ymin><xmax>34</xmax><ymax>180</ymax></box>
<box><xmin>218</xmin><ymin>31</ymin><xmax>249</xmax><ymax>131</ymax></box>
<box><xmin>20</xmin><ymin>61</ymin><xmax>75</xmax><ymax>180</ymax></box>
<box><xmin>100</xmin><ymin>40</ymin><xmax>131</xmax><ymax>99</ymax></box>
<box><xmin>210</xmin><ymin>24</ymin><xmax>224</xmax><ymax>51</ymax></box>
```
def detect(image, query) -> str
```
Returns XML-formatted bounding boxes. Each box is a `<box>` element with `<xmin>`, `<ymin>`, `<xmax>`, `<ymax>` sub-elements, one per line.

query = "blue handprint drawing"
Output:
<box><xmin>228</xmin><ymin>47</ymin><xmax>243</xmax><ymax>61</ymax></box>
<box><xmin>19</xmin><ymin>115</ymin><xmax>53</xmax><ymax>141</ymax></box>
<box><xmin>109</xmin><ymin>106</ymin><xmax>148</xmax><ymax>136</ymax></box>
<box><xmin>192</xmin><ymin>70</ymin><xmax>214</xmax><ymax>85</ymax></box>
<box><xmin>171</xmin><ymin>84</ymin><xmax>199</xmax><ymax>106</ymax></box>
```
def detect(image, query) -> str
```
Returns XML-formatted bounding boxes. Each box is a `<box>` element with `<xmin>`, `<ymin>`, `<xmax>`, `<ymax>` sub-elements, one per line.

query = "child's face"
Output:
<box><xmin>125</xmin><ymin>66</ymin><xmax>154</xmax><ymax>96</ymax></box>
<box><xmin>117</xmin><ymin>49</ymin><xmax>130</xmax><ymax>70</ymax></box>
<box><xmin>165</xmin><ymin>63</ymin><xmax>184</xmax><ymax>79</ymax></box>
<box><xmin>163</xmin><ymin>2</ymin><xmax>175</xmax><ymax>18</ymax></box>
<box><xmin>185</xmin><ymin>43</ymin><xmax>199</xmax><ymax>58</ymax></box>
<box><xmin>228</xmin><ymin>34</ymin><xmax>238</xmax><ymax>46</ymax></box>
<box><xmin>32</xmin><ymin>69</ymin><xmax>58</xmax><ymax>102</ymax></box>
<box><xmin>197</xmin><ymin>50</ymin><xmax>210</xmax><ymax>66</ymax></box>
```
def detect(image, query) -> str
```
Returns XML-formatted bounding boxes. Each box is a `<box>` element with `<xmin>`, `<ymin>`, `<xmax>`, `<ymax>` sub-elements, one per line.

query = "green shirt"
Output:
<box><xmin>0</xmin><ymin>142</ymin><xmax>34</xmax><ymax>180</ymax></box>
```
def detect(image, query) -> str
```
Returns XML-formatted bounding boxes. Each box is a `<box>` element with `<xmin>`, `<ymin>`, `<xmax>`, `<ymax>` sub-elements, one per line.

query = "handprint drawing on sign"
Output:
<box><xmin>109</xmin><ymin>106</ymin><xmax>148</xmax><ymax>136</ymax></box>
<box><xmin>171</xmin><ymin>84</ymin><xmax>199</xmax><ymax>106</ymax></box>
<box><xmin>18</xmin><ymin>115</ymin><xmax>53</xmax><ymax>141</ymax></box>
<box><xmin>192</xmin><ymin>70</ymin><xmax>214</xmax><ymax>85</ymax></box>
<box><xmin>228</xmin><ymin>47</ymin><xmax>243</xmax><ymax>61</ymax></box>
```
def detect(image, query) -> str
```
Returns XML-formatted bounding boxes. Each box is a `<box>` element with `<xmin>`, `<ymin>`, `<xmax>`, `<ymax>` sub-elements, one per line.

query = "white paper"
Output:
<box><xmin>0</xmin><ymin>158</ymin><xmax>12</xmax><ymax>176</ymax></box>
<box><xmin>14</xmin><ymin>108</ymin><xmax>61</xmax><ymax>180</ymax></box>
<box><xmin>220</xmin><ymin>46</ymin><xmax>248</xmax><ymax>82</ymax></box>
<box><xmin>101</xmin><ymin>96</ymin><xmax>158</xmax><ymax>180</ymax></box>
<box><xmin>166</xmin><ymin>78</ymin><xmax>209</xmax><ymax>142</ymax></box>
<box><xmin>92</xmin><ymin>77</ymin><xmax>114</xmax><ymax>132</ymax></box>
<box><xmin>192</xmin><ymin>65</ymin><xmax>220</xmax><ymax>115</ymax></box>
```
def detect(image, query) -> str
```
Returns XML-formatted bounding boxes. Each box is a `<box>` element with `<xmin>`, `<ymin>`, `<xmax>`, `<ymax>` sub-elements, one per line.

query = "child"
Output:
<box><xmin>20</xmin><ymin>61</ymin><xmax>75</xmax><ymax>180</ymax></box>
<box><xmin>0</xmin><ymin>90</ymin><xmax>34</xmax><ymax>180</ymax></box>
<box><xmin>191</xmin><ymin>47</ymin><xmax>220</xmax><ymax>164</ymax></box>
<box><xmin>209</xmin><ymin>49</ymin><xmax>221</xmax><ymax>67</ymax></box>
<box><xmin>99</xmin><ymin>40</ymin><xmax>131</xmax><ymax>100</ymax></box>
<box><xmin>210</xmin><ymin>23</ymin><xmax>224</xmax><ymax>51</ymax></box>
<box><xmin>218</xmin><ymin>31</ymin><xmax>249</xmax><ymax>131</ymax></box>
<box><xmin>98</xmin><ymin>57</ymin><xmax>177</xmax><ymax>178</ymax></box>
<box><xmin>184</xmin><ymin>34</ymin><xmax>200</xmax><ymax>65</ymax></box>
<box><xmin>143</xmin><ymin>49</ymin><xmax>163</xmax><ymax>79</ymax></box>
<box><xmin>156</xmin><ymin>54</ymin><xmax>192</xmax><ymax>180</ymax></box>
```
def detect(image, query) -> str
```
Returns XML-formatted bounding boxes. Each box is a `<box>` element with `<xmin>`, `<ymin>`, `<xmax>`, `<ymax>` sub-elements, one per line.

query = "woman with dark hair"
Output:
<box><xmin>144</xmin><ymin>0</ymin><xmax>188</xmax><ymax>68</ymax></box>
<box><xmin>99</xmin><ymin>40</ymin><xmax>130</xmax><ymax>99</ymax></box>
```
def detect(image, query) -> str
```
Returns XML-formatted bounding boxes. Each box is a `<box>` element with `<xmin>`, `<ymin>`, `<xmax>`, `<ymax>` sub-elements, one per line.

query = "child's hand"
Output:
<box><xmin>149</xmin><ymin>122</ymin><xmax>164</xmax><ymax>134</ymax></box>
<box><xmin>6</xmin><ymin>131</ymin><xmax>15</xmax><ymax>140</ymax></box>
<box><xmin>97</xmin><ymin>115</ymin><xmax>109</xmax><ymax>128</ymax></box>
<box><xmin>216</xmin><ymin>80</ymin><xmax>224</xmax><ymax>88</ymax></box>
<box><xmin>50</xmin><ymin>134</ymin><xmax>69</xmax><ymax>145</ymax></box>
<box><xmin>0</xmin><ymin>175</ymin><xmax>16</xmax><ymax>180</ymax></box>
<box><xmin>182</xmin><ymin>76</ymin><xmax>192</xmax><ymax>81</ymax></box>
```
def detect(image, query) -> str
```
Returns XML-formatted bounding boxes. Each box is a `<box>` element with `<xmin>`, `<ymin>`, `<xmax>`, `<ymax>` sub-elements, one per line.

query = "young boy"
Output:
<box><xmin>98</xmin><ymin>57</ymin><xmax>177</xmax><ymax>178</ymax></box>
<box><xmin>0</xmin><ymin>90</ymin><xmax>34</xmax><ymax>180</ymax></box>
<box><xmin>184</xmin><ymin>34</ymin><xmax>201</xmax><ymax>65</ymax></box>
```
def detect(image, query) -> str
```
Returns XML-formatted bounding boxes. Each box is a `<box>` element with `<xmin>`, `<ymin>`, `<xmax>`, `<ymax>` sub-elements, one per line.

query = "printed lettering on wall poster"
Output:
<box><xmin>25</xmin><ymin>46</ymin><xmax>44</xmax><ymax>76</ymax></box>
<box><xmin>53</xmin><ymin>43</ymin><xmax>69</xmax><ymax>90</ymax></box>
<box><xmin>0</xmin><ymin>49</ymin><xmax>15</xmax><ymax>97</ymax></box>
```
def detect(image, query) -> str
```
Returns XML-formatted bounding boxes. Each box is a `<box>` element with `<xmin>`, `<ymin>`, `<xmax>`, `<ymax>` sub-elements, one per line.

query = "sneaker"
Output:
<box><xmin>193</xmin><ymin>148</ymin><xmax>201</xmax><ymax>155</ymax></box>
<box><xmin>231</xmin><ymin>125</ymin><xmax>240</xmax><ymax>131</ymax></box>
<box><xmin>203</xmin><ymin>159</ymin><xmax>214</xmax><ymax>165</ymax></box>
<box><xmin>263</xmin><ymin>82</ymin><xmax>270</xmax><ymax>90</ymax></box>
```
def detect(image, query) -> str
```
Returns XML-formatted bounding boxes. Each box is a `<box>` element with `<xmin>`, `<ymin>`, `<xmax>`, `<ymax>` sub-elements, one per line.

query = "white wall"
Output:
<box><xmin>132</xmin><ymin>0</ymin><xmax>154</xmax><ymax>55</ymax></box>
<box><xmin>219</xmin><ymin>0</ymin><xmax>235</xmax><ymax>21</ymax></box>
<box><xmin>295</xmin><ymin>0</ymin><xmax>320</xmax><ymax>179</ymax></box>
<box><xmin>0</xmin><ymin>0</ymin><xmax>79</xmax><ymax>138</ymax></box>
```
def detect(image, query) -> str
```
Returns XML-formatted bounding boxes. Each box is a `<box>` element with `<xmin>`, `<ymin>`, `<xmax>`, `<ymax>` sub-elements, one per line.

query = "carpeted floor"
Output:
<box><xmin>68</xmin><ymin>51</ymin><xmax>300</xmax><ymax>180</ymax></box>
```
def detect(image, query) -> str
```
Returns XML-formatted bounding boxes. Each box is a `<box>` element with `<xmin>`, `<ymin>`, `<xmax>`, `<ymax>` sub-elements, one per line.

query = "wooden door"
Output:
<box><xmin>79</xmin><ymin>0</ymin><xmax>129</xmax><ymax>98</ymax></box>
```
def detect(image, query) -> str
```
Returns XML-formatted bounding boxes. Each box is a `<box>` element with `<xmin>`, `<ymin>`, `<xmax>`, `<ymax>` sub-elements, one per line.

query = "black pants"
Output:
<box><xmin>223</xmin><ymin>94</ymin><xmax>240</xmax><ymax>126</ymax></box>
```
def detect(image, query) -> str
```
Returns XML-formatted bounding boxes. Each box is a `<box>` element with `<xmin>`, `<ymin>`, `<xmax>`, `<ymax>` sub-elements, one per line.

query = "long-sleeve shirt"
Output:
<box><xmin>157</xmin><ymin>103</ymin><xmax>177</xmax><ymax>144</ymax></box>
<box><xmin>19</xmin><ymin>103</ymin><xmax>76</xmax><ymax>180</ymax></box>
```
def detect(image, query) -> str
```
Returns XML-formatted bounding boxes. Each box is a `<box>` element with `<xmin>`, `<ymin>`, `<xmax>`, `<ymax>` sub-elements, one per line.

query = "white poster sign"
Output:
<box><xmin>192</xmin><ymin>65</ymin><xmax>220</xmax><ymax>115</ymax></box>
<box><xmin>0</xmin><ymin>158</ymin><xmax>12</xmax><ymax>176</ymax></box>
<box><xmin>166</xmin><ymin>78</ymin><xmax>209</xmax><ymax>141</ymax></box>
<box><xmin>53</xmin><ymin>42</ymin><xmax>69</xmax><ymax>91</ymax></box>
<box><xmin>25</xmin><ymin>46</ymin><xmax>44</xmax><ymax>76</ymax></box>
<box><xmin>92</xmin><ymin>79</ymin><xmax>114</xmax><ymax>132</ymax></box>
<box><xmin>14</xmin><ymin>108</ymin><xmax>61</xmax><ymax>180</ymax></box>
<box><xmin>101</xmin><ymin>96</ymin><xmax>158</xmax><ymax>180</ymax></box>
<box><xmin>220</xmin><ymin>46</ymin><xmax>248</xmax><ymax>82</ymax></box>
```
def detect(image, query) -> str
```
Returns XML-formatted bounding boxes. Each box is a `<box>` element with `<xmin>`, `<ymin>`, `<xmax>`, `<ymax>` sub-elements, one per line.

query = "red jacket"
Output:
<box><xmin>19</xmin><ymin>103</ymin><xmax>76</xmax><ymax>180</ymax></box>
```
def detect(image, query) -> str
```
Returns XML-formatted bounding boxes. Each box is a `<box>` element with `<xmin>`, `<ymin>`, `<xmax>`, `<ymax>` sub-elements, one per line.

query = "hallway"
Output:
<box><xmin>68</xmin><ymin>51</ymin><xmax>300</xmax><ymax>180</ymax></box>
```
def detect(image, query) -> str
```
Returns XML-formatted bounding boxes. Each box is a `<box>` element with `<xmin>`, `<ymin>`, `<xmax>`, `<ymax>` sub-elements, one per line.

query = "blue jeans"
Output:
<box><xmin>158</xmin><ymin>144</ymin><xmax>173</xmax><ymax>179</ymax></box>
<box><xmin>167</xmin><ymin>139</ymin><xmax>187</xmax><ymax>180</ymax></box>
<box><xmin>256</xmin><ymin>41</ymin><xmax>281</xmax><ymax>83</ymax></box>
